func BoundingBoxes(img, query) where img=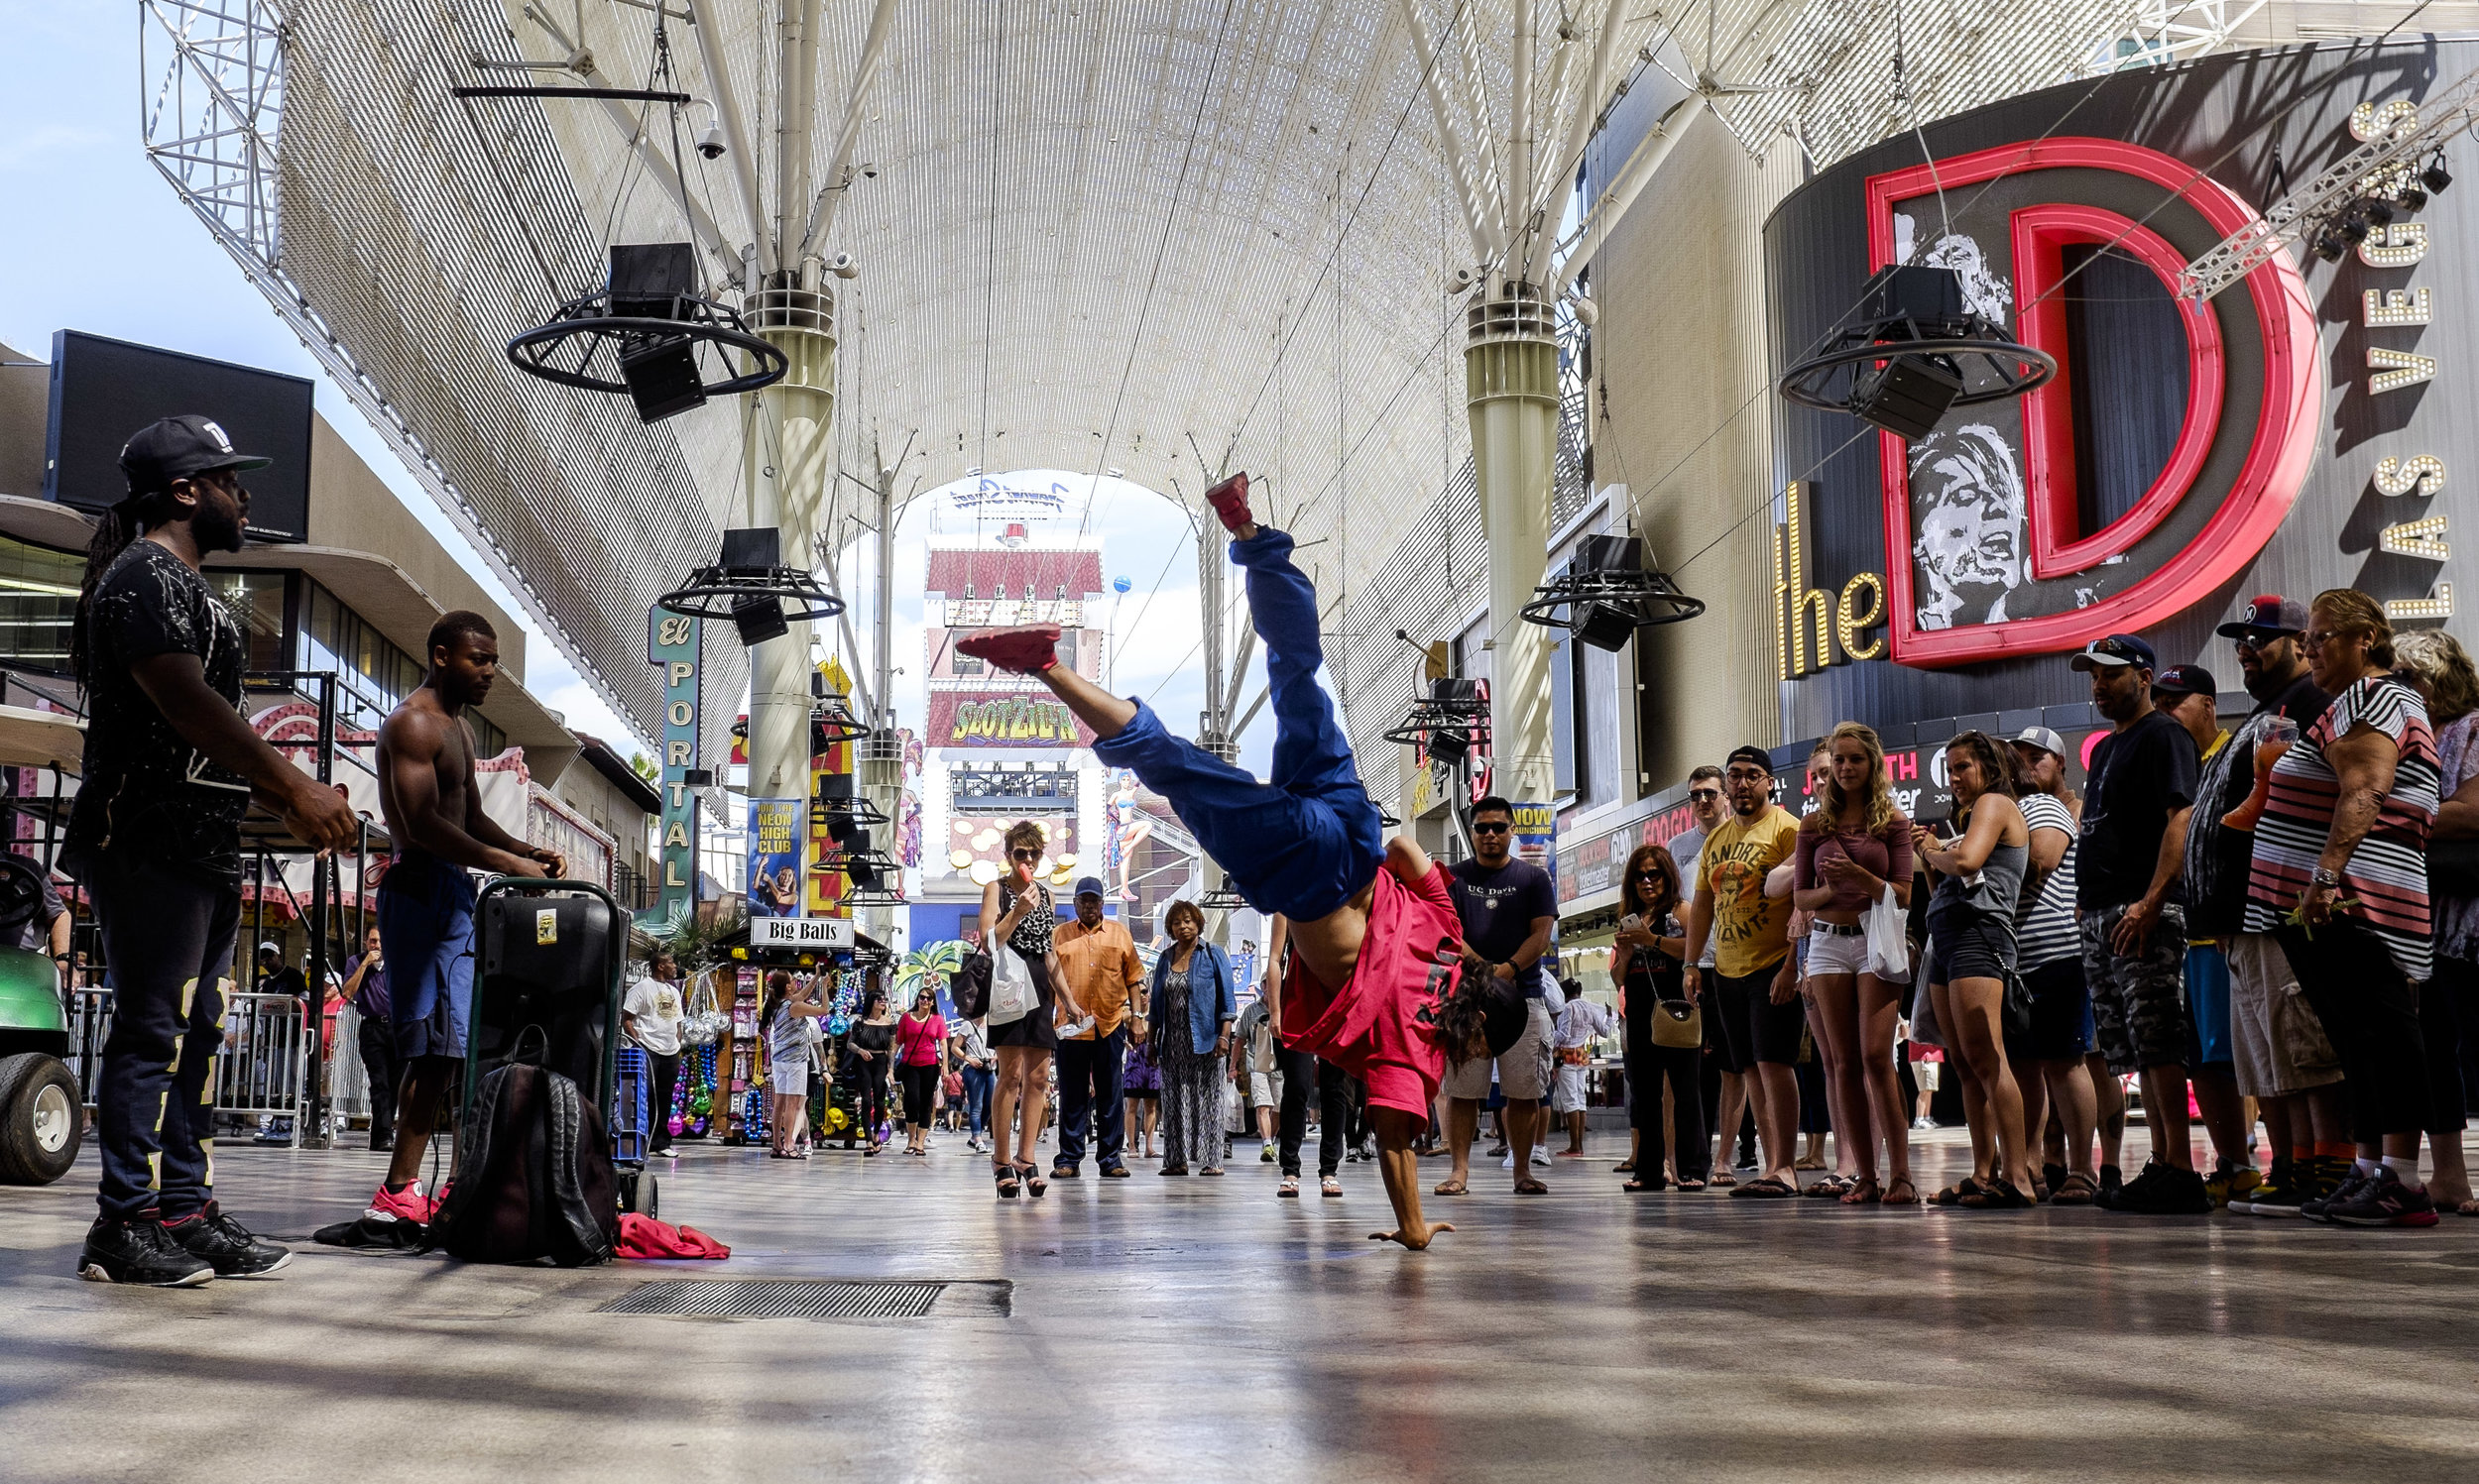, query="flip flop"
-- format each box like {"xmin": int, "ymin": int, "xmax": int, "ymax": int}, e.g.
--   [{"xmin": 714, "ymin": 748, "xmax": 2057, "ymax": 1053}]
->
[
  {"xmin": 1934, "ymin": 1177, "xmax": 1986, "ymax": 1206},
  {"xmin": 1804, "ymin": 1175, "xmax": 1853, "ymax": 1199},
  {"xmin": 1838, "ymin": 1176, "xmax": 1882, "ymax": 1205},
  {"xmin": 1514, "ymin": 1179, "xmax": 1550, "ymax": 1195},
  {"xmin": 1880, "ymin": 1177, "xmax": 1922, "ymax": 1205},
  {"xmin": 1321, "ymin": 1177, "xmax": 1343, "ymax": 1198},
  {"xmin": 1432, "ymin": 1179, "xmax": 1469, "ymax": 1196},
  {"xmin": 1730, "ymin": 1176, "xmax": 1797, "ymax": 1199},
  {"xmin": 1278, "ymin": 1176, "xmax": 1301, "ymax": 1198},
  {"xmin": 1708, "ymin": 1169, "xmax": 1737, "ymax": 1188}
]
